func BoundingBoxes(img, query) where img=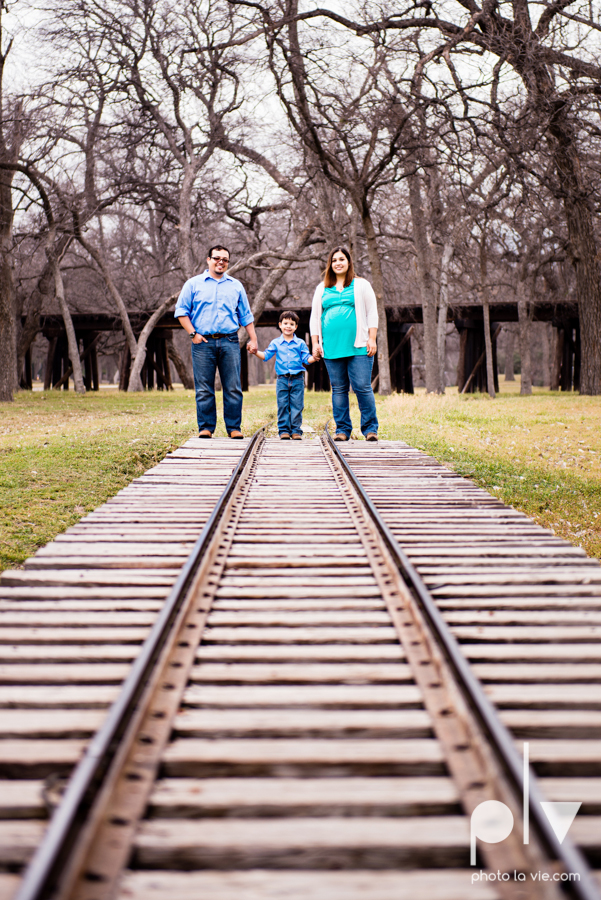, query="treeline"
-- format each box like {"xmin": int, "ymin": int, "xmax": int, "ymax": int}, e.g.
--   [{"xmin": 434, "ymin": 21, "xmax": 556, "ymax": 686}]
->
[{"xmin": 0, "ymin": 0, "xmax": 600, "ymax": 399}]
